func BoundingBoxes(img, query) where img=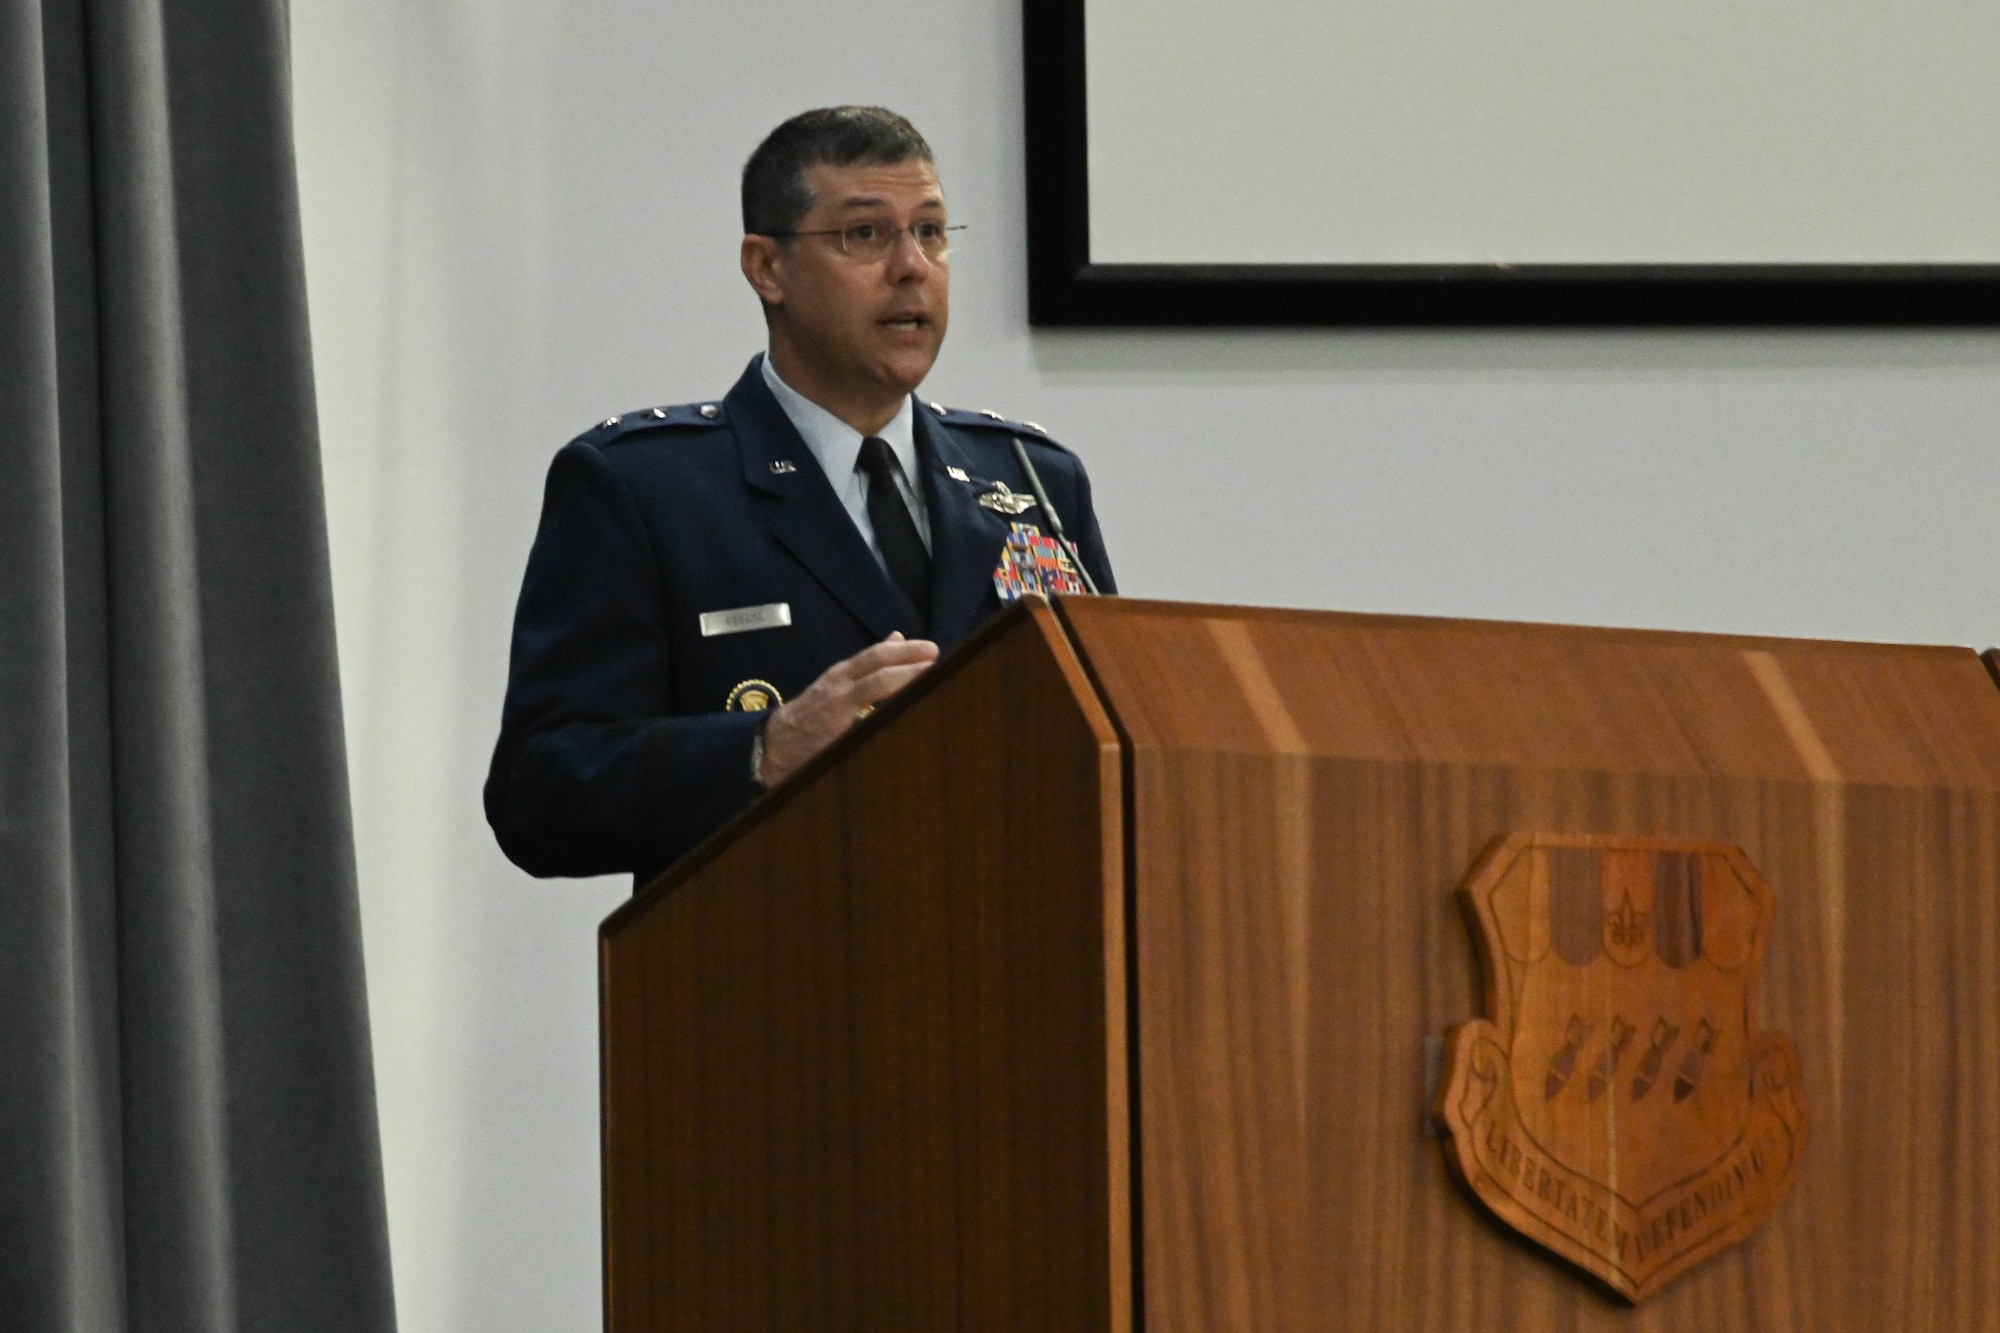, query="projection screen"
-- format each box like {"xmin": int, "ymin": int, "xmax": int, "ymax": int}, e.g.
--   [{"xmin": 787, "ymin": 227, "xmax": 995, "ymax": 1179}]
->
[{"xmin": 1021, "ymin": 0, "xmax": 2000, "ymax": 324}]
